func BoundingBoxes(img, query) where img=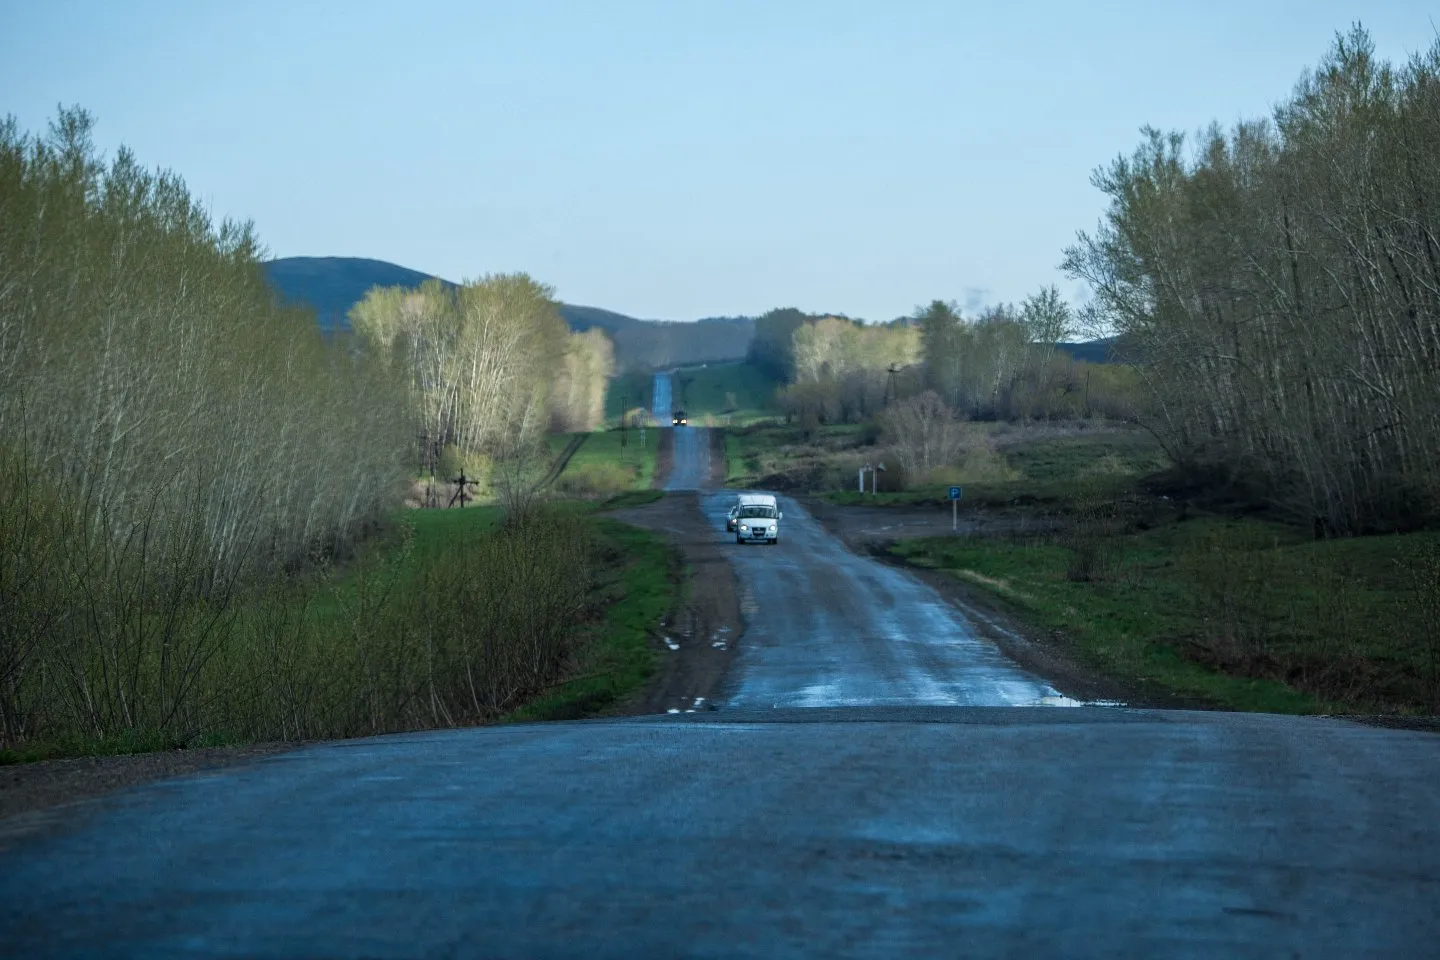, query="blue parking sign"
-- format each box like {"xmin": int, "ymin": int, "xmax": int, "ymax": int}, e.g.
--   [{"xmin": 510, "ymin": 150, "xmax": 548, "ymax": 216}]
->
[{"xmin": 949, "ymin": 486, "xmax": 963, "ymax": 500}]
